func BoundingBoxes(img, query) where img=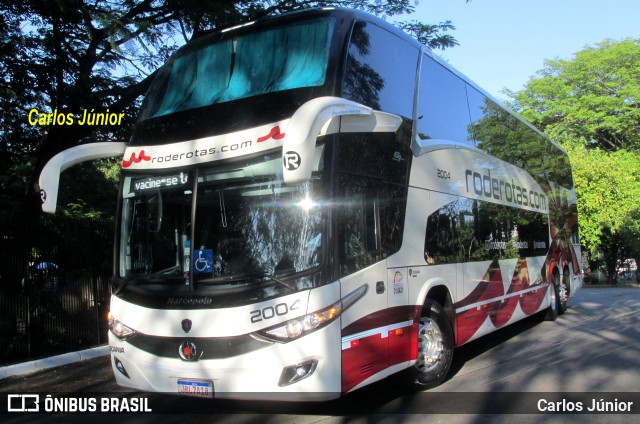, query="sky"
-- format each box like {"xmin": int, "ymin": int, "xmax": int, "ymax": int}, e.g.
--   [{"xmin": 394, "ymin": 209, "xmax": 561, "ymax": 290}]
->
[{"xmin": 408, "ymin": 0, "xmax": 640, "ymax": 101}]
